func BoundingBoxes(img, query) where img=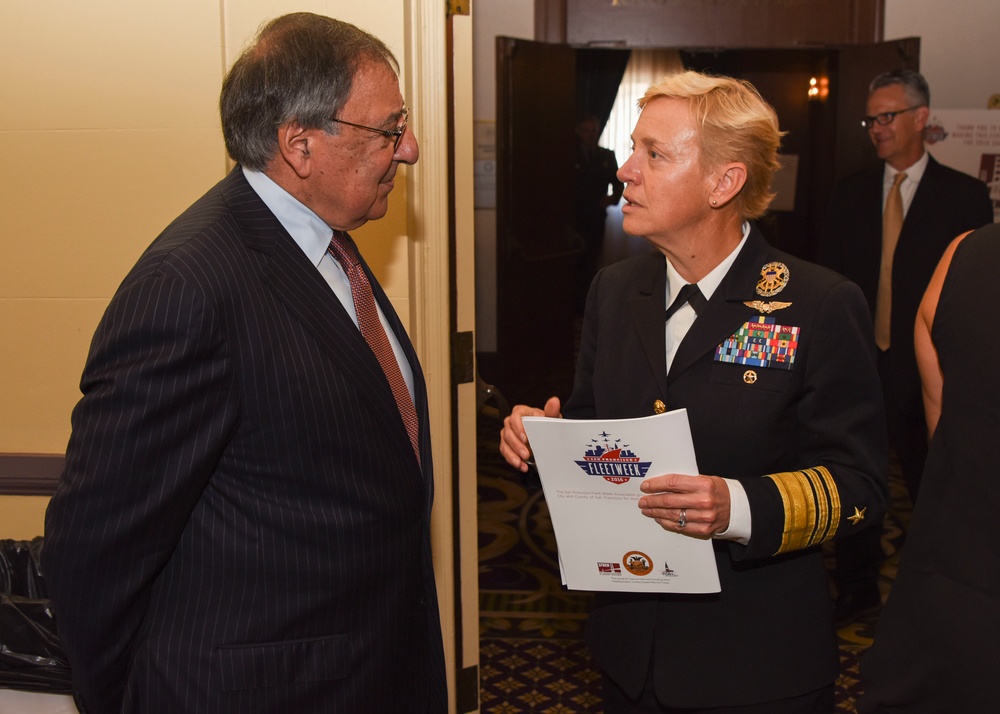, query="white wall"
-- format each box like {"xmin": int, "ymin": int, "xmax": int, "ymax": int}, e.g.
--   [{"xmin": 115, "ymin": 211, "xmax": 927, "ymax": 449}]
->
[{"xmin": 885, "ymin": 0, "xmax": 1000, "ymax": 109}]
